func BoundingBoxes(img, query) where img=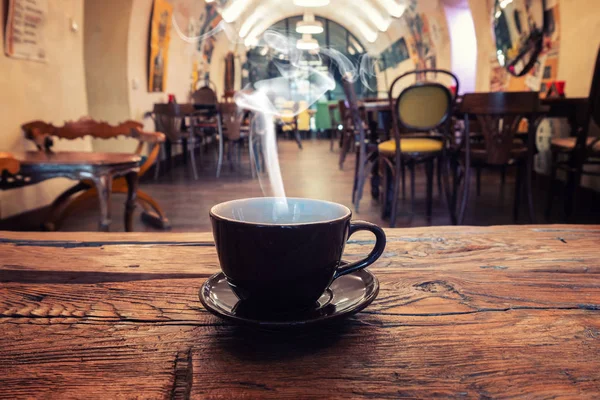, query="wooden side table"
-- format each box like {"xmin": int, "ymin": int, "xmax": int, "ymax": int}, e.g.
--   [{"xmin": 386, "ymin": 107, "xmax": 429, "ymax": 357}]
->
[{"xmin": 0, "ymin": 151, "xmax": 140, "ymax": 232}]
